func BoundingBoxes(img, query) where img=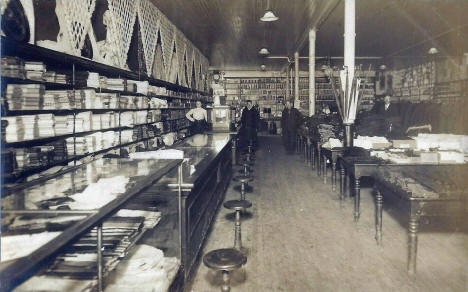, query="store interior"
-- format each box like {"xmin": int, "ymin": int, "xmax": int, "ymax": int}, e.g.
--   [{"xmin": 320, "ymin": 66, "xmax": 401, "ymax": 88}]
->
[{"xmin": 1, "ymin": 0, "xmax": 467, "ymax": 291}]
